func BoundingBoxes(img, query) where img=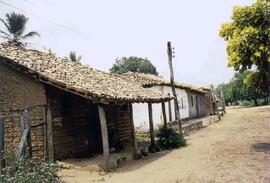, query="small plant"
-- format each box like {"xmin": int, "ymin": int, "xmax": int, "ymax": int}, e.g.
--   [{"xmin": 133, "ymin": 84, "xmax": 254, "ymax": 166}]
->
[
  {"xmin": 0, "ymin": 151, "xmax": 62, "ymax": 183},
  {"xmin": 156, "ymin": 127, "xmax": 186, "ymax": 149}
]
